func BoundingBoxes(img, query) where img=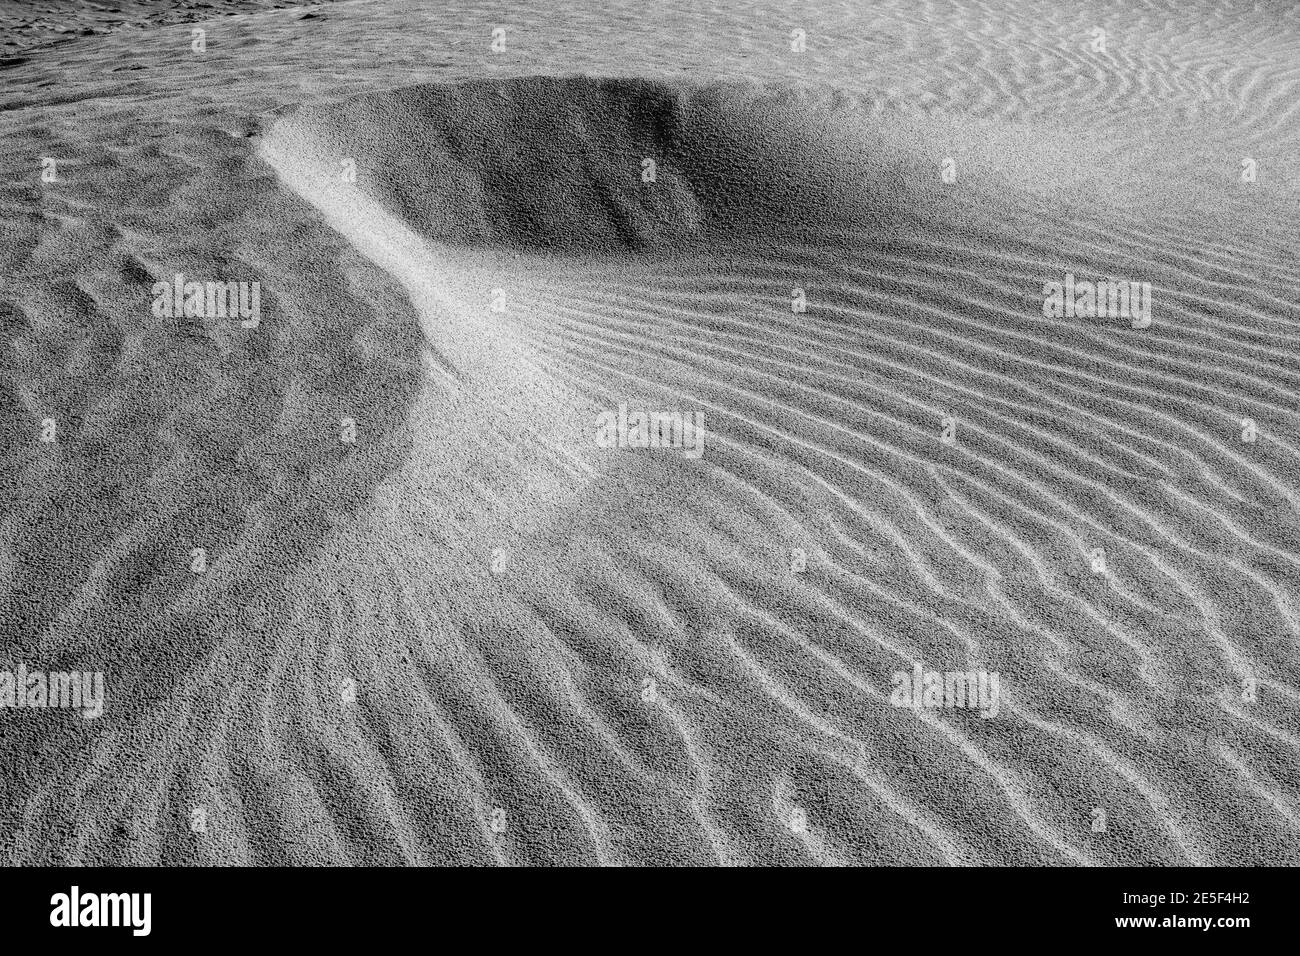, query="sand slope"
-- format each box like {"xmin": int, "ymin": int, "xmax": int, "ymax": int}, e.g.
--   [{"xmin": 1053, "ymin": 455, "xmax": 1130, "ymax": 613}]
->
[{"xmin": 1, "ymin": 0, "xmax": 1298, "ymax": 865}]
